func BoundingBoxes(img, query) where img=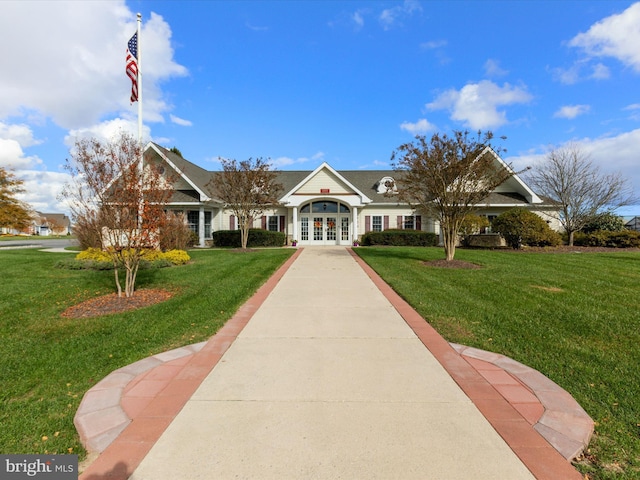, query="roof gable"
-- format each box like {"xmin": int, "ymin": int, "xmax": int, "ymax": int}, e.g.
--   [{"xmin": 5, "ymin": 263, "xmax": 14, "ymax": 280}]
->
[
  {"xmin": 280, "ymin": 162, "xmax": 372, "ymax": 204},
  {"xmin": 146, "ymin": 143, "xmax": 218, "ymax": 202},
  {"xmin": 482, "ymin": 147, "xmax": 542, "ymax": 203}
]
